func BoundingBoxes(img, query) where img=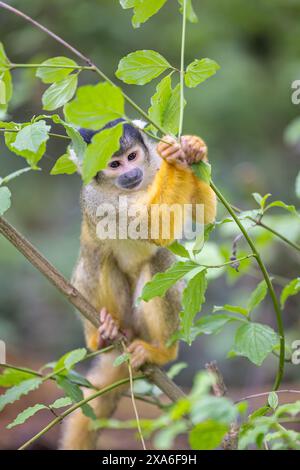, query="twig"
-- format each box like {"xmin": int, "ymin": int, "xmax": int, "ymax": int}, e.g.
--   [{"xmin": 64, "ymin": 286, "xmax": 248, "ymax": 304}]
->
[
  {"xmin": 205, "ymin": 361, "xmax": 239, "ymax": 450},
  {"xmin": 205, "ymin": 361, "xmax": 227, "ymax": 397},
  {"xmin": 0, "ymin": 1, "xmax": 166, "ymax": 136},
  {"xmin": 230, "ymin": 203, "xmax": 300, "ymax": 252},
  {"xmin": 122, "ymin": 341, "xmax": 146, "ymax": 450},
  {"xmin": 178, "ymin": 0, "xmax": 187, "ymax": 138},
  {"xmin": 0, "ymin": 128, "xmax": 70, "ymax": 140},
  {"xmin": 18, "ymin": 375, "xmax": 145, "ymax": 450},
  {"xmin": 10, "ymin": 63, "xmax": 94, "ymax": 71},
  {"xmin": 0, "ymin": 217, "xmax": 185, "ymax": 403},
  {"xmin": 211, "ymin": 182, "xmax": 285, "ymax": 391},
  {"xmin": 235, "ymin": 389, "xmax": 300, "ymax": 404}
]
